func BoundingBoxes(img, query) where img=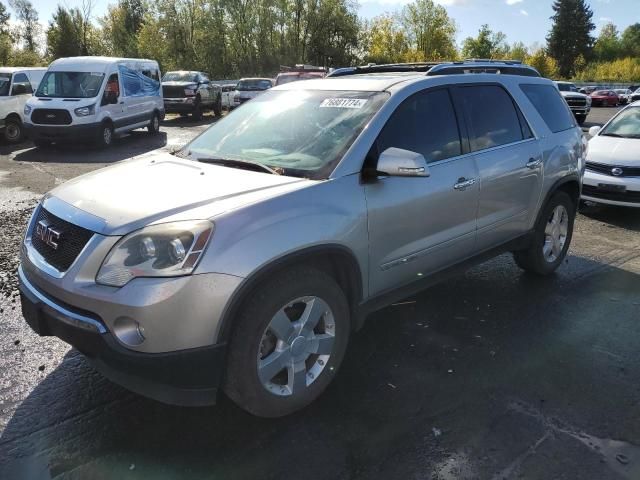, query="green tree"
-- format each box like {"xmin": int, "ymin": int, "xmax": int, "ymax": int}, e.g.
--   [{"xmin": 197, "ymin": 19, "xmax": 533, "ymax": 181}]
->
[
  {"xmin": 528, "ymin": 48, "xmax": 559, "ymax": 79},
  {"xmin": 621, "ymin": 23, "xmax": 640, "ymax": 58},
  {"xmin": 400, "ymin": 0, "xmax": 457, "ymax": 61},
  {"xmin": 508, "ymin": 41, "xmax": 529, "ymax": 62},
  {"xmin": 46, "ymin": 4, "xmax": 102, "ymax": 59},
  {"xmin": 547, "ymin": 0, "xmax": 595, "ymax": 78},
  {"xmin": 0, "ymin": 2, "xmax": 11, "ymax": 64},
  {"xmin": 363, "ymin": 14, "xmax": 409, "ymax": 64},
  {"xmin": 9, "ymin": 0, "xmax": 39, "ymax": 52},
  {"xmin": 594, "ymin": 22, "xmax": 621, "ymax": 62},
  {"xmin": 461, "ymin": 24, "xmax": 509, "ymax": 59}
]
